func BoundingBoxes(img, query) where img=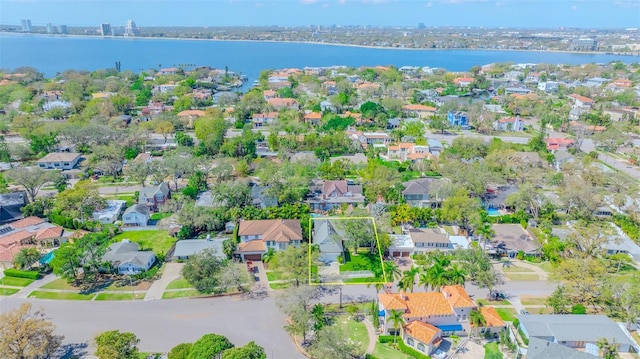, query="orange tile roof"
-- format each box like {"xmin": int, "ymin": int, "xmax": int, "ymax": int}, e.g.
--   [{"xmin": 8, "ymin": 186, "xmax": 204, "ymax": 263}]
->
[
  {"xmin": 569, "ymin": 93, "xmax": 595, "ymax": 103},
  {"xmin": 304, "ymin": 112, "xmax": 322, "ymax": 120},
  {"xmin": 442, "ymin": 285, "xmax": 475, "ymax": 308},
  {"xmin": 479, "ymin": 307, "xmax": 505, "ymax": 328},
  {"xmin": 399, "ymin": 142, "xmax": 414, "ymax": 149},
  {"xmin": 0, "ymin": 244, "xmax": 33, "ymax": 262},
  {"xmin": 177, "ymin": 110, "xmax": 206, "ymax": 117},
  {"xmin": 11, "ymin": 216, "xmax": 46, "ymax": 229},
  {"xmin": 403, "ymin": 321, "xmax": 441, "ymax": 345},
  {"xmin": 238, "ymin": 219, "xmax": 302, "ymax": 243},
  {"xmin": 0, "ymin": 230, "xmax": 33, "ymax": 248},
  {"xmin": 268, "ymin": 98, "xmax": 298, "ymax": 107},
  {"xmin": 403, "ymin": 104, "xmax": 436, "ymax": 112},
  {"xmin": 407, "ymin": 153, "xmax": 426, "ymax": 160},
  {"xmin": 238, "ymin": 240, "xmax": 267, "ymax": 253},
  {"xmin": 378, "ymin": 292, "xmax": 454, "ymax": 317},
  {"xmin": 378, "ymin": 293, "xmax": 408, "ymax": 311},
  {"xmin": 35, "ymin": 226, "xmax": 63, "ymax": 240}
]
